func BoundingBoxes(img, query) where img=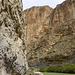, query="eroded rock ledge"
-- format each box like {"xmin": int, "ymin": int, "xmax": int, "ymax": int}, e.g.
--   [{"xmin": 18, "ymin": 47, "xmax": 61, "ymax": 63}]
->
[{"xmin": 0, "ymin": 0, "xmax": 28, "ymax": 74}]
